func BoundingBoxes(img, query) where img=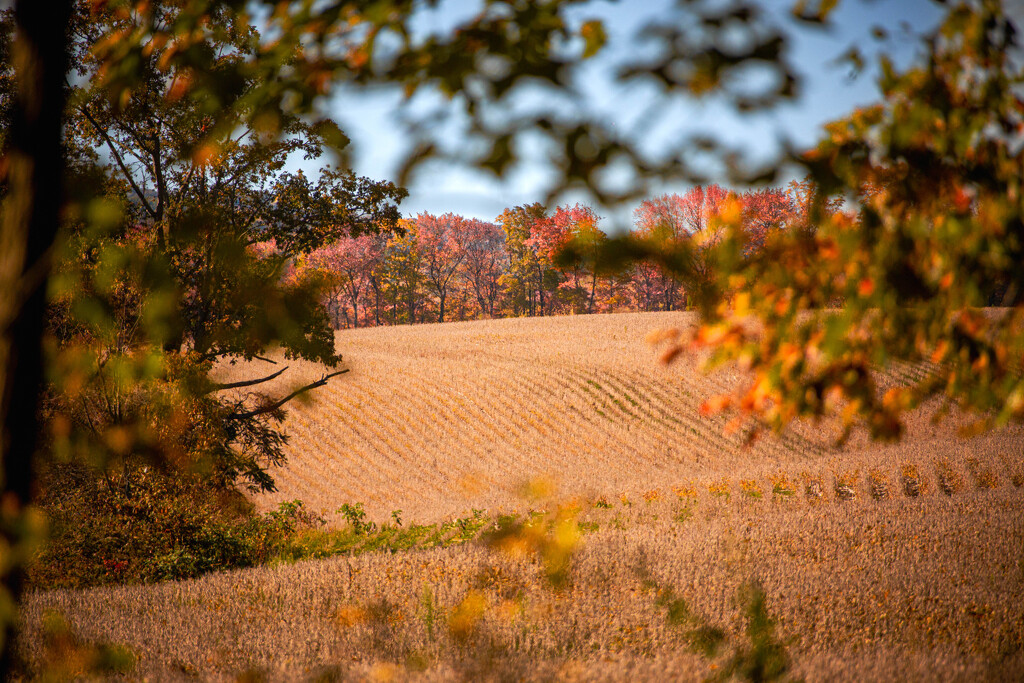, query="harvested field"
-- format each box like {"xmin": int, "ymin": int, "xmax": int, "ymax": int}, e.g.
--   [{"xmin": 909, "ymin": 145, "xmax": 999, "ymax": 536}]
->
[
  {"xmin": 18, "ymin": 312, "xmax": 1024, "ymax": 680},
  {"xmin": 215, "ymin": 312, "xmax": 1021, "ymax": 526}
]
